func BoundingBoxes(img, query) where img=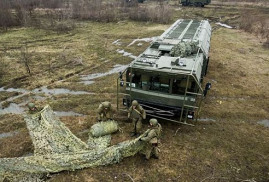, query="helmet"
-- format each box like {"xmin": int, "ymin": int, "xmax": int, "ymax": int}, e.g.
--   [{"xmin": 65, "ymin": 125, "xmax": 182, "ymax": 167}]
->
[
  {"xmin": 102, "ymin": 101, "xmax": 111, "ymax": 109},
  {"xmin": 149, "ymin": 118, "xmax": 158, "ymax": 126},
  {"xmin": 131, "ymin": 100, "xmax": 138, "ymax": 106},
  {"xmin": 28, "ymin": 103, "xmax": 35, "ymax": 109}
]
